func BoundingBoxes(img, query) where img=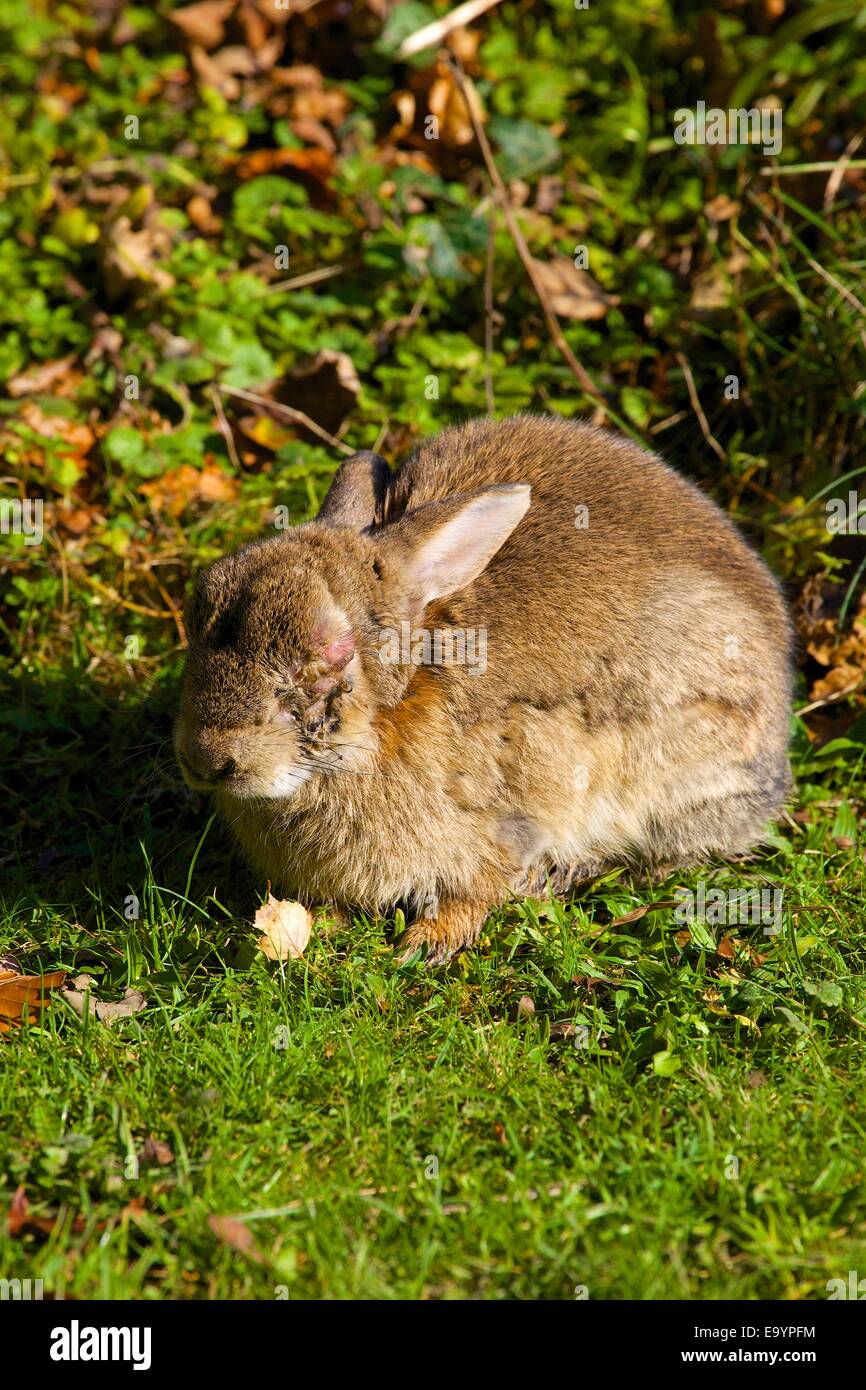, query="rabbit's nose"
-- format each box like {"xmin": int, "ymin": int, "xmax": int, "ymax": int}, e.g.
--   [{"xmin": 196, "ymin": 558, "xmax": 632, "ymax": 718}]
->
[{"xmin": 178, "ymin": 730, "xmax": 239, "ymax": 785}]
